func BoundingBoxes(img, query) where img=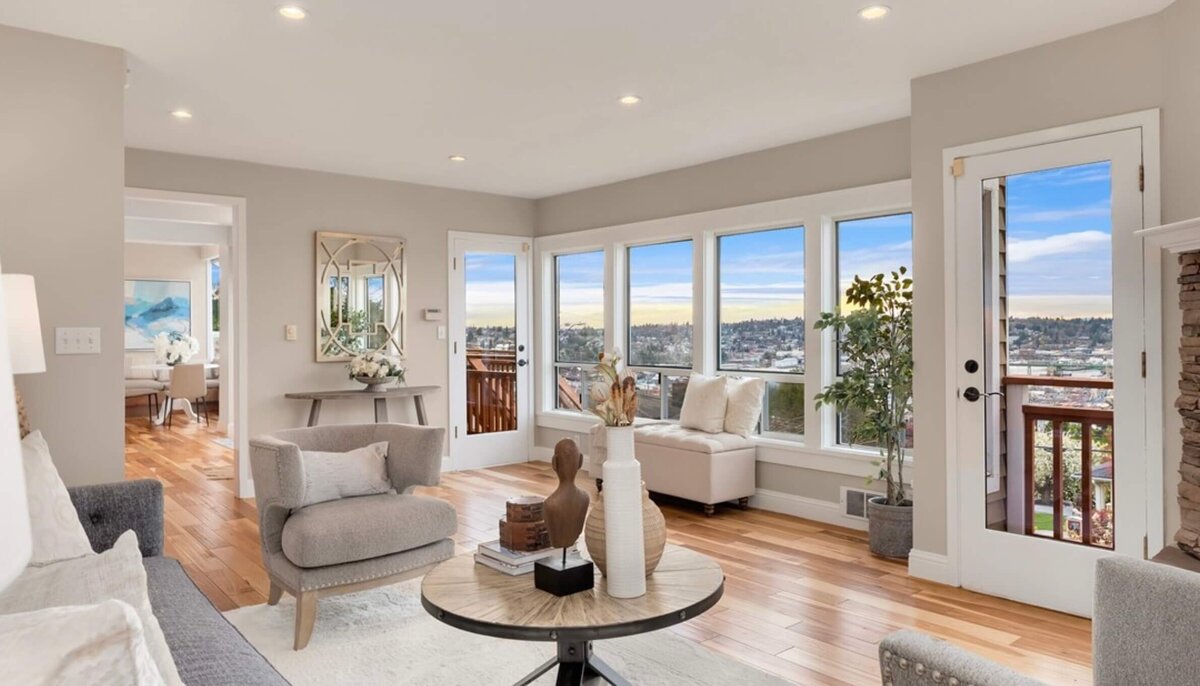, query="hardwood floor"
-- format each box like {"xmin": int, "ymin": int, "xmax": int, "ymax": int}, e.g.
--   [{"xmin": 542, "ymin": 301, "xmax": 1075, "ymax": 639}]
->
[{"xmin": 125, "ymin": 416, "xmax": 1092, "ymax": 685}]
